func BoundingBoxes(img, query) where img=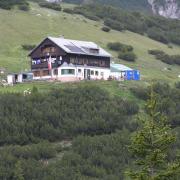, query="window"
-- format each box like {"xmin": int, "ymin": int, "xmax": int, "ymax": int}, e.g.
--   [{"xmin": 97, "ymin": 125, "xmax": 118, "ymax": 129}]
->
[
  {"xmin": 84, "ymin": 59, "xmax": 88, "ymax": 65},
  {"xmin": 89, "ymin": 48, "xmax": 99, "ymax": 54},
  {"xmin": 100, "ymin": 61, "xmax": 106, "ymax": 66},
  {"xmin": 41, "ymin": 45, "xmax": 56, "ymax": 54},
  {"xmin": 61, "ymin": 69, "xmax": 75, "ymax": 75},
  {"xmin": 105, "ymin": 61, "xmax": 110, "ymax": 67},
  {"xmin": 75, "ymin": 58, "xmax": 78, "ymax": 64},
  {"xmin": 33, "ymin": 71, "xmax": 40, "ymax": 77},
  {"xmin": 50, "ymin": 47, "xmax": 55, "ymax": 53},
  {"xmin": 32, "ymin": 60, "xmax": 36, "ymax": 65},
  {"xmin": 95, "ymin": 71, "xmax": 99, "ymax": 76},
  {"xmin": 42, "ymin": 70, "xmax": 50, "ymax": 76},
  {"xmin": 91, "ymin": 70, "xmax": 94, "ymax": 75},
  {"xmin": 78, "ymin": 69, "xmax": 82, "ymax": 73},
  {"xmin": 88, "ymin": 59, "xmax": 99, "ymax": 66},
  {"xmin": 70, "ymin": 58, "xmax": 76, "ymax": 64},
  {"xmin": 101, "ymin": 72, "xmax": 104, "ymax": 76}
]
